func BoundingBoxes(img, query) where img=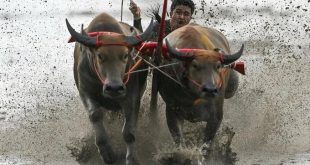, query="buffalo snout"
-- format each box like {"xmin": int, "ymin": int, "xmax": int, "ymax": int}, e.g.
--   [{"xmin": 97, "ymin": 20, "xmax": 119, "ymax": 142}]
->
[
  {"xmin": 103, "ymin": 83, "xmax": 126, "ymax": 98},
  {"xmin": 201, "ymin": 85, "xmax": 219, "ymax": 97}
]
